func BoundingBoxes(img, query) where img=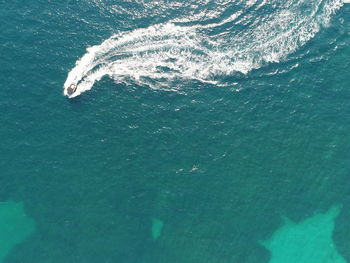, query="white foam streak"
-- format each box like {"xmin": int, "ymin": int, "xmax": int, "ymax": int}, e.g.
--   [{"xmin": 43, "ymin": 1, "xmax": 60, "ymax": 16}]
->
[{"xmin": 64, "ymin": 0, "xmax": 344, "ymax": 97}]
